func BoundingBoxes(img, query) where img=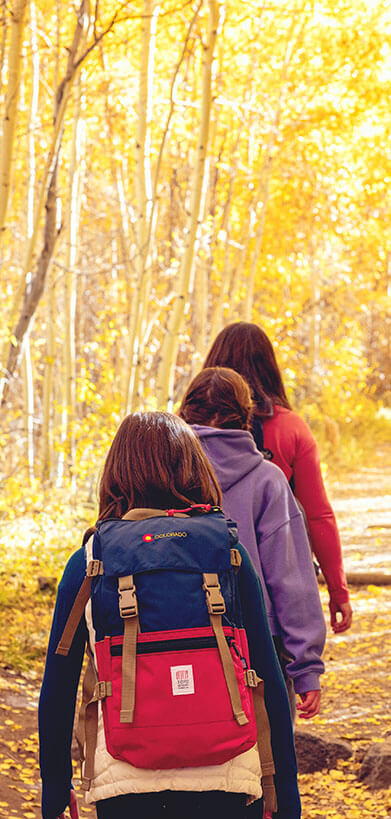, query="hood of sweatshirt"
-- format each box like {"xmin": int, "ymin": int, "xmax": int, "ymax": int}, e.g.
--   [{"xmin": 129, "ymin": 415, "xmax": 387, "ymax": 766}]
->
[{"xmin": 191, "ymin": 424, "xmax": 264, "ymax": 492}]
